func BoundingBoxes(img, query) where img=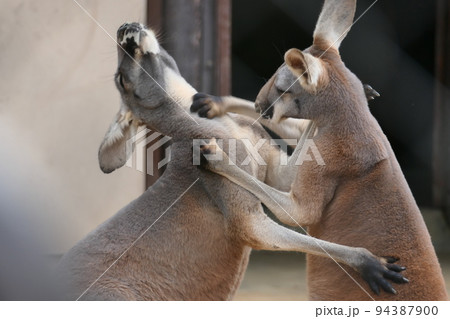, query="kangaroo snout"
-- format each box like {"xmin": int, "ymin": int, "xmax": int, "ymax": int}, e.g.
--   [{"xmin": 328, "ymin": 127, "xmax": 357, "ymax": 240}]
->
[
  {"xmin": 117, "ymin": 22, "xmax": 160, "ymax": 56},
  {"xmin": 118, "ymin": 22, "xmax": 143, "ymax": 51},
  {"xmin": 255, "ymin": 100, "xmax": 273, "ymax": 119}
]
